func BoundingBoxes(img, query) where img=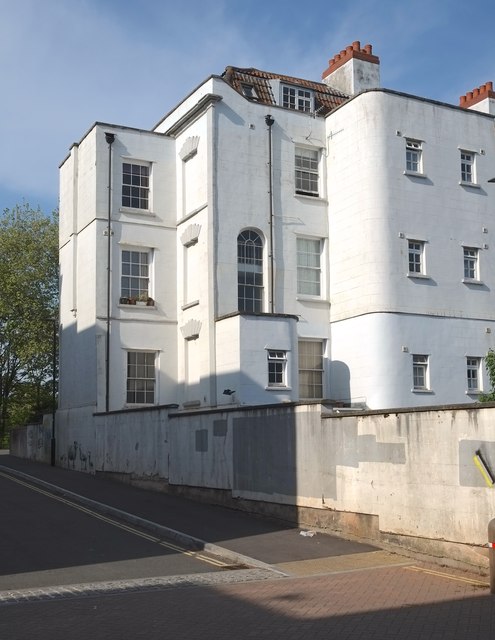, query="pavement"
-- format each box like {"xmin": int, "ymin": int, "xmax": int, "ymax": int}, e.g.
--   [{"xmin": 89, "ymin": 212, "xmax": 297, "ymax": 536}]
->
[{"xmin": 1, "ymin": 452, "xmax": 494, "ymax": 639}]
